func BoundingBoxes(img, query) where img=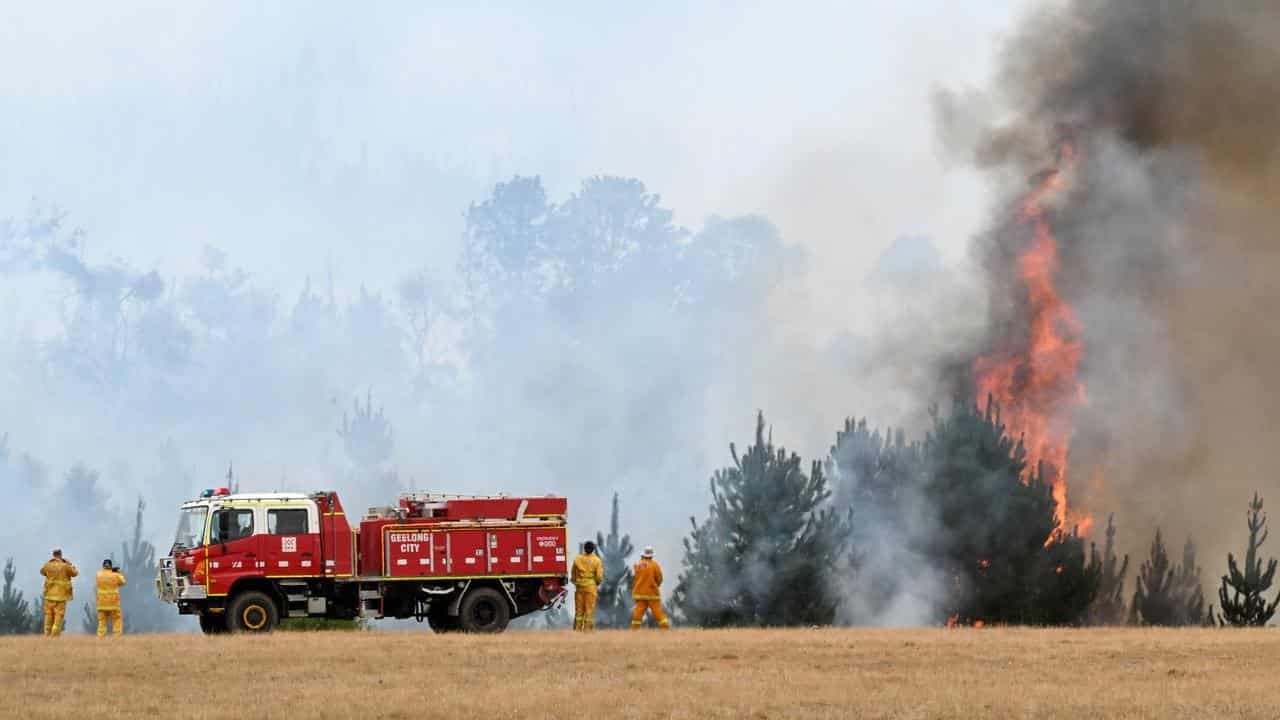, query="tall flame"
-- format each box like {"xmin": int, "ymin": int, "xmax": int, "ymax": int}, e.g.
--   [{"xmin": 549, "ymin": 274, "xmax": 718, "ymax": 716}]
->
[{"xmin": 973, "ymin": 142, "xmax": 1091, "ymax": 535}]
